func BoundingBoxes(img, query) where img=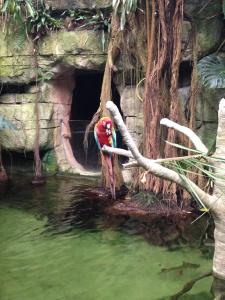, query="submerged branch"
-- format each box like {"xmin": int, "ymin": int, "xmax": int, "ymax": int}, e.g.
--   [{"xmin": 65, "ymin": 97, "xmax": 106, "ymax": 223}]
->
[{"xmin": 170, "ymin": 271, "xmax": 212, "ymax": 300}]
